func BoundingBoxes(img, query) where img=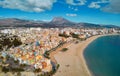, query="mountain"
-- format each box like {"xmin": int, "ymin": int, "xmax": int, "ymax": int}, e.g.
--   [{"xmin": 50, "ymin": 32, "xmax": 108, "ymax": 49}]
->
[
  {"xmin": 0, "ymin": 18, "xmax": 29, "ymax": 25},
  {"xmin": 76, "ymin": 23, "xmax": 101, "ymax": 28},
  {"xmin": 0, "ymin": 18, "xmax": 44, "ymax": 27},
  {"xmin": 102, "ymin": 25, "xmax": 120, "ymax": 28},
  {"xmin": 50, "ymin": 17, "xmax": 75, "ymax": 25},
  {"xmin": 0, "ymin": 17, "xmax": 119, "ymax": 28}
]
